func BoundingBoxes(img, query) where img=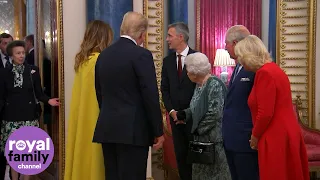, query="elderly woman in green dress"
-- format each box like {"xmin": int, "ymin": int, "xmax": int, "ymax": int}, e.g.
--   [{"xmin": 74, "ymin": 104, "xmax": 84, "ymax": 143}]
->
[{"xmin": 176, "ymin": 52, "xmax": 231, "ymax": 180}]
